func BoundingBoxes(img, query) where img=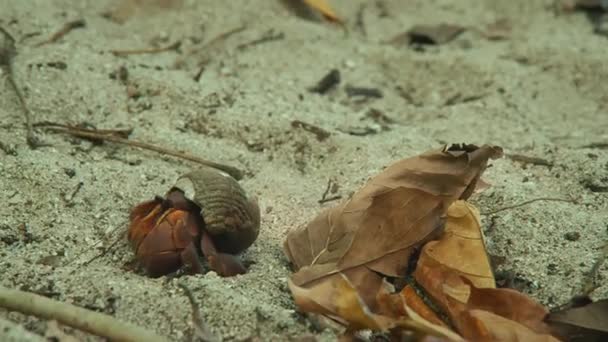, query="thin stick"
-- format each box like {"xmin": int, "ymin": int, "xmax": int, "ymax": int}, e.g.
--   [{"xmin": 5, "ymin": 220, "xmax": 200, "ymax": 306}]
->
[
  {"xmin": 34, "ymin": 121, "xmax": 132, "ymax": 138},
  {"xmin": 36, "ymin": 19, "xmax": 86, "ymax": 46},
  {"xmin": 178, "ymin": 284, "xmax": 218, "ymax": 342},
  {"xmin": 80, "ymin": 227, "xmax": 126, "ymax": 267},
  {"xmin": 481, "ymin": 197, "xmax": 577, "ymax": 215},
  {"xmin": 236, "ymin": 30, "xmax": 284, "ymax": 51},
  {"xmin": 1, "ymin": 27, "xmax": 44, "ymax": 148},
  {"xmin": 581, "ymin": 242, "xmax": 608, "ymax": 296},
  {"xmin": 191, "ymin": 25, "xmax": 247, "ymax": 81},
  {"xmin": 37, "ymin": 123, "xmax": 243, "ymax": 180},
  {"xmin": 110, "ymin": 41, "xmax": 181, "ymax": 57},
  {"xmin": 0, "ymin": 285, "xmax": 169, "ymax": 342}
]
